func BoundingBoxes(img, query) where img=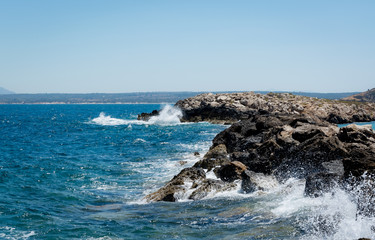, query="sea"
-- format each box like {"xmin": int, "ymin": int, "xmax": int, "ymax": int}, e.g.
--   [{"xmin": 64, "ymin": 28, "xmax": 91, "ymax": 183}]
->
[{"xmin": 0, "ymin": 104, "xmax": 375, "ymax": 240}]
